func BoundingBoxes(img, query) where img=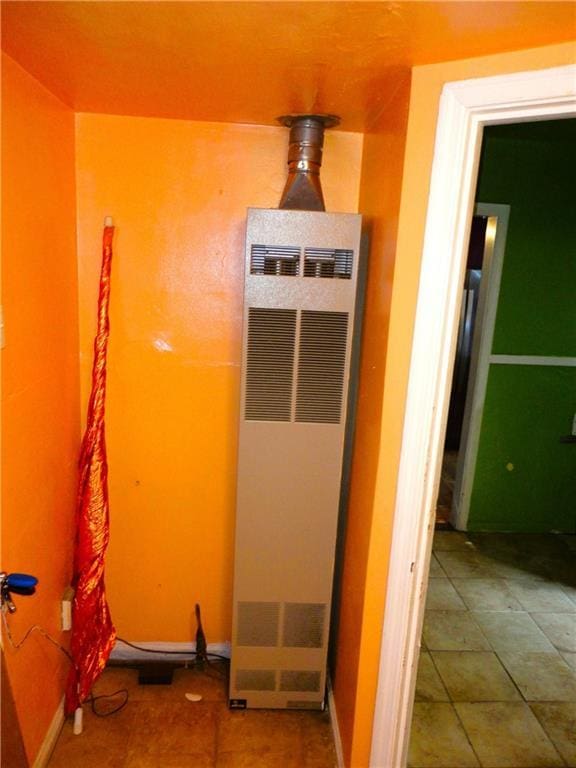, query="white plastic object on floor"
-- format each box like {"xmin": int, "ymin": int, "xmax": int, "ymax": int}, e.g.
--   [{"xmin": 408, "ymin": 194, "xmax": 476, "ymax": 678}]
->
[
  {"xmin": 185, "ymin": 693, "xmax": 202, "ymax": 702},
  {"xmin": 73, "ymin": 706, "xmax": 83, "ymax": 735}
]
